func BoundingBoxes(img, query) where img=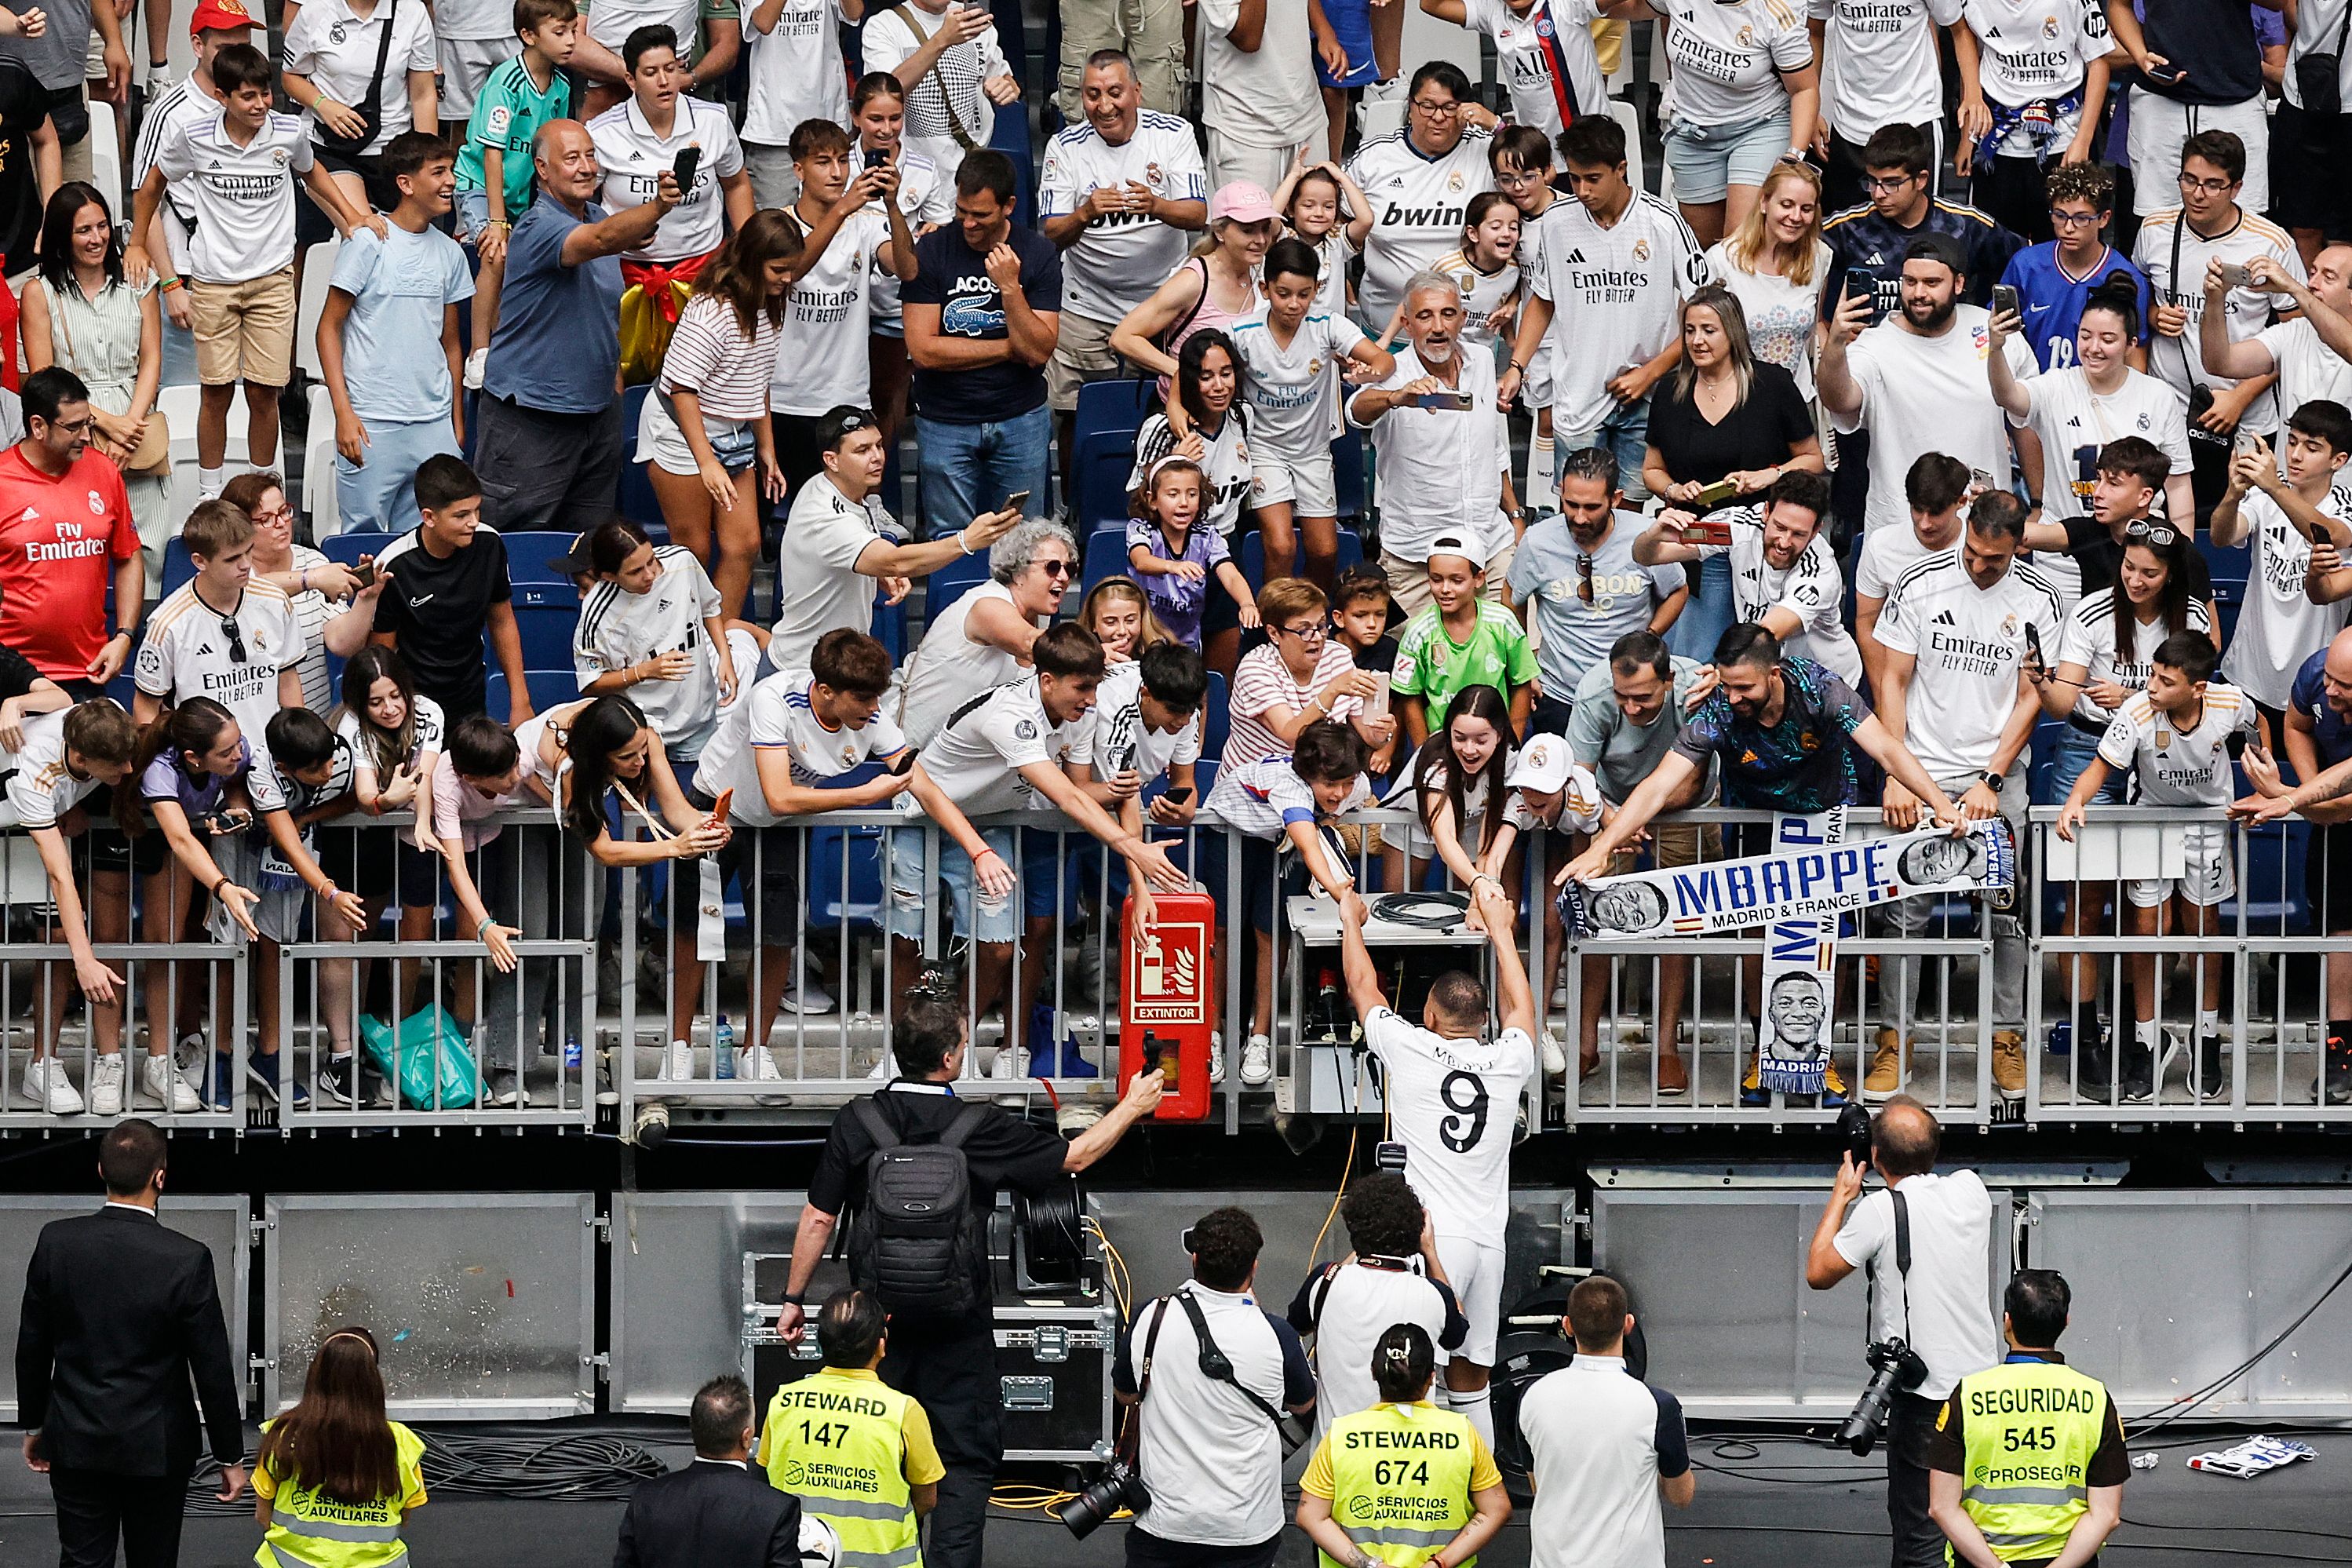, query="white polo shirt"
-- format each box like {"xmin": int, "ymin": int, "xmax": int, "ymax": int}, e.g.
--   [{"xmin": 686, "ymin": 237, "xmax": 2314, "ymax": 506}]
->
[
  {"xmin": 1037, "ymin": 112, "xmax": 1206, "ymax": 323},
  {"xmin": 692, "ymin": 666, "xmax": 909, "ymax": 826},
  {"xmin": 913, "ymin": 673, "xmax": 1095, "ymax": 815},
  {"xmin": 1348, "ymin": 342, "xmax": 1511, "ymax": 565},
  {"xmin": 1527, "ymin": 191, "xmax": 1705, "ymax": 435},
  {"xmin": 742, "ymin": 0, "xmax": 854, "ymax": 146},
  {"xmin": 1521, "ymin": 1355, "xmax": 1690, "ymax": 1568},
  {"xmin": 281, "ymin": 0, "xmax": 439, "ymax": 157},
  {"xmin": 589, "ymin": 95, "xmax": 746, "ymax": 263},
  {"xmin": 1230, "ymin": 308, "xmax": 1367, "ymax": 468},
  {"xmin": 1092, "ymin": 660, "xmax": 1203, "ymax": 786},
  {"xmin": 1654, "ymin": 0, "xmax": 1813, "ymax": 126},
  {"xmin": 152, "ymin": 108, "xmax": 316, "ymax": 283},
  {"xmin": 1346, "ymin": 126, "xmax": 1497, "ymax": 325},
  {"xmin": 1873, "ymin": 549, "xmax": 2062, "ymax": 779},
  {"xmin": 1830, "ymin": 1169, "xmax": 2000, "ymax": 1398},
  {"xmin": 133, "ymin": 579, "xmax": 305, "ymax": 748},
  {"xmin": 0, "ymin": 709, "xmax": 100, "ymax": 831},
  {"xmin": 1811, "ymin": 0, "xmax": 1961, "ymax": 133}
]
